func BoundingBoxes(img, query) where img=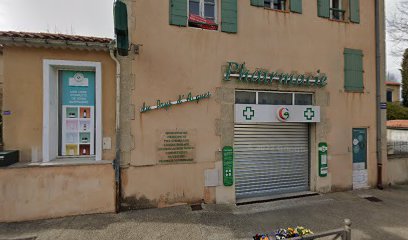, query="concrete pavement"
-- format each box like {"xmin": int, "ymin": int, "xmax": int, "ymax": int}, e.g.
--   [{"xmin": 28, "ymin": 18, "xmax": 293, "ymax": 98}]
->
[{"xmin": 1, "ymin": 185, "xmax": 408, "ymax": 240}]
